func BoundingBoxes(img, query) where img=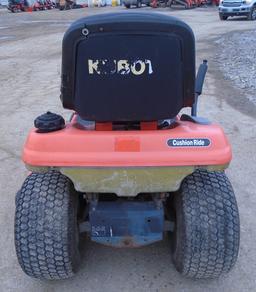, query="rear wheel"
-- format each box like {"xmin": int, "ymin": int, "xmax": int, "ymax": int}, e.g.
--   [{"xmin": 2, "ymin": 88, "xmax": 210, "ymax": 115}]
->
[
  {"xmin": 219, "ymin": 13, "xmax": 228, "ymax": 20},
  {"xmin": 247, "ymin": 5, "xmax": 256, "ymax": 20},
  {"xmin": 172, "ymin": 170, "xmax": 240, "ymax": 279},
  {"xmin": 125, "ymin": 3, "xmax": 131, "ymax": 7},
  {"xmin": 15, "ymin": 171, "xmax": 80, "ymax": 280}
]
